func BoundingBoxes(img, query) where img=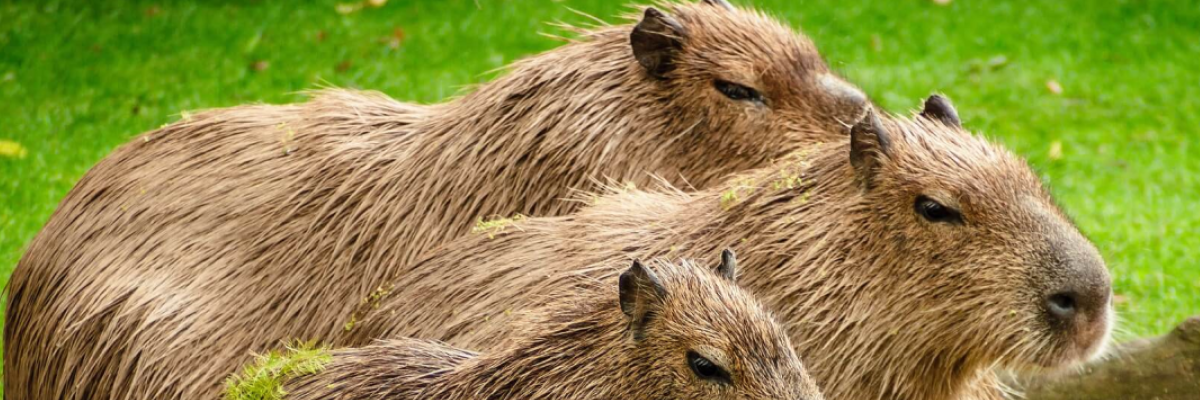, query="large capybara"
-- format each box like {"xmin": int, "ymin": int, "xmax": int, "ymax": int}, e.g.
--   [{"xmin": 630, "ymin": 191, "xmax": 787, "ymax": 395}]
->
[
  {"xmin": 4, "ymin": 1, "xmax": 869, "ymax": 399},
  {"xmin": 232, "ymin": 254, "xmax": 825, "ymax": 400},
  {"xmin": 340, "ymin": 101, "xmax": 1114, "ymax": 400}
]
